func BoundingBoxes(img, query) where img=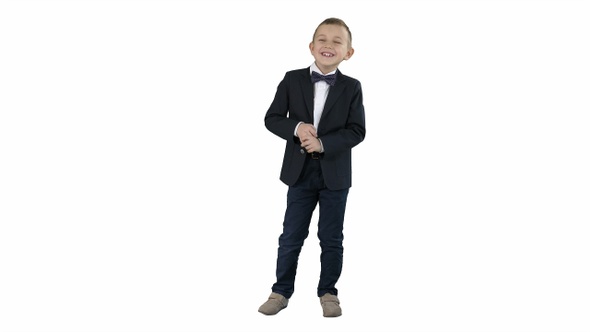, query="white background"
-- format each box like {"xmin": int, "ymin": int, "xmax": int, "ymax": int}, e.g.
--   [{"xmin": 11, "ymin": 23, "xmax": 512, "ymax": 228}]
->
[{"xmin": 1, "ymin": 0, "xmax": 589, "ymax": 331}]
